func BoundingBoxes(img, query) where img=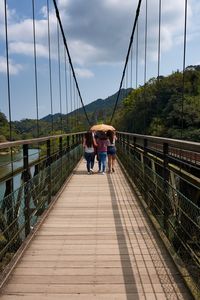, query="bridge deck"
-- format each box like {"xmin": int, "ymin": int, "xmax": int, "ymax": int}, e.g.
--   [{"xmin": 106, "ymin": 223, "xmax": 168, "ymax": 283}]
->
[{"xmin": 0, "ymin": 160, "xmax": 191, "ymax": 299}]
